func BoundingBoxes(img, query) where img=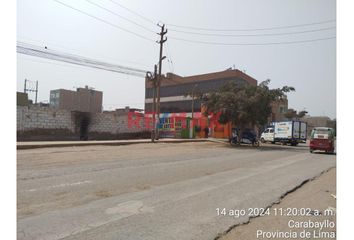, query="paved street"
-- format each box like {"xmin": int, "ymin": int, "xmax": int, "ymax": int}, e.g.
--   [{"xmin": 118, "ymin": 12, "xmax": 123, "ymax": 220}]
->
[
  {"xmin": 17, "ymin": 142, "xmax": 335, "ymax": 240},
  {"xmin": 220, "ymin": 167, "xmax": 336, "ymax": 240}
]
